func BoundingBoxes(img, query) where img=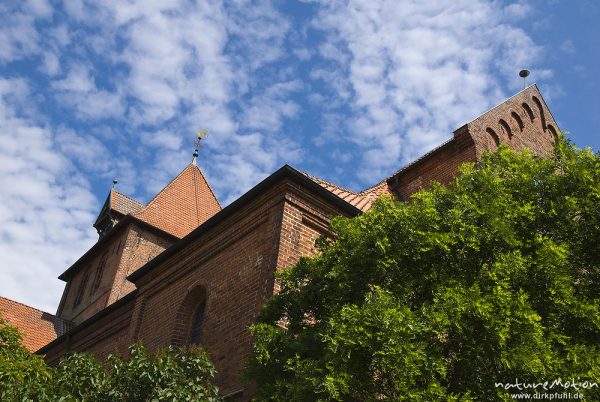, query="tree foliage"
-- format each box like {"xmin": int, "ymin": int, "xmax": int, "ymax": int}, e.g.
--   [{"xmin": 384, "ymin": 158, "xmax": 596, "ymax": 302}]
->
[
  {"xmin": 0, "ymin": 319, "xmax": 220, "ymax": 401},
  {"xmin": 247, "ymin": 138, "xmax": 600, "ymax": 401},
  {"xmin": 0, "ymin": 319, "xmax": 55, "ymax": 400}
]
